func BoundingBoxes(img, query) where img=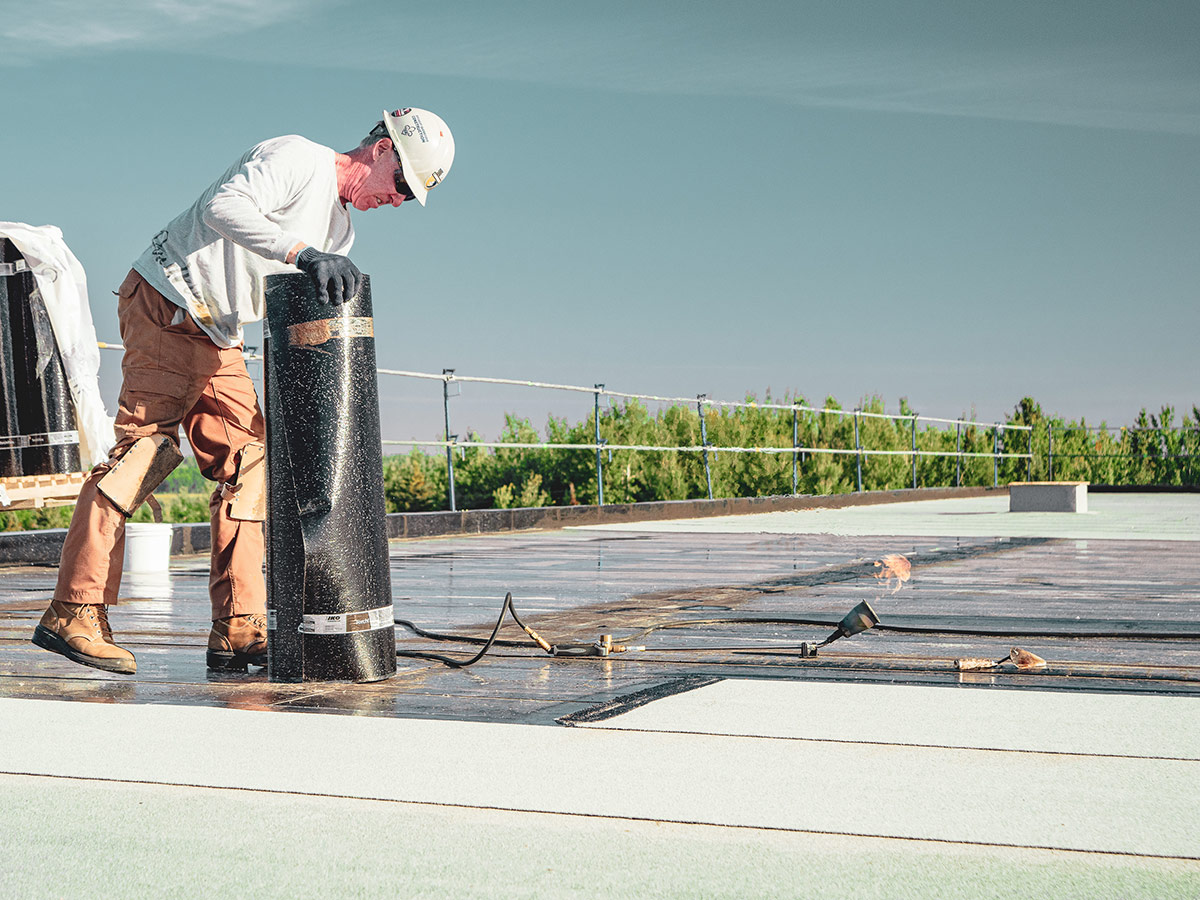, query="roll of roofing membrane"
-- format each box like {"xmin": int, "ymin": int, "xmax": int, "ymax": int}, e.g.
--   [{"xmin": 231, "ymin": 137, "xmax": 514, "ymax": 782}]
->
[
  {"xmin": 4, "ymin": 261, "xmax": 80, "ymax": 475},
  {"xmin": 264, "ymin": 273, "xmax": 396, "ymax": 683}
]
